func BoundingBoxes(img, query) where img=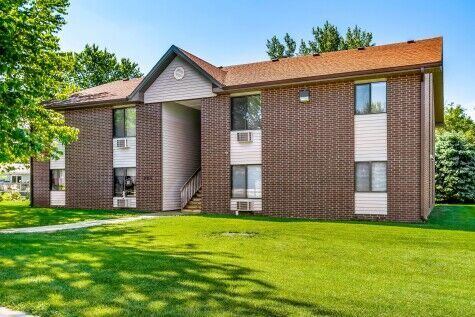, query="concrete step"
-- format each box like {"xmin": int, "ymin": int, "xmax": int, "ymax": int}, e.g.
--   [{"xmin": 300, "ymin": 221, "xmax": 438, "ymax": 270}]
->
[{"xmin": 182, "ymin": 209, "xmax": 202, "ymax": 214}]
